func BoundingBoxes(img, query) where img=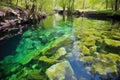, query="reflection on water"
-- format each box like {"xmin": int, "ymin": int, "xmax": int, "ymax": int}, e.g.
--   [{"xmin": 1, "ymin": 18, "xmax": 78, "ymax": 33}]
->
[{"xmin": 0, "ymin": 14, "xmax": 120, "ymax": 80}]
